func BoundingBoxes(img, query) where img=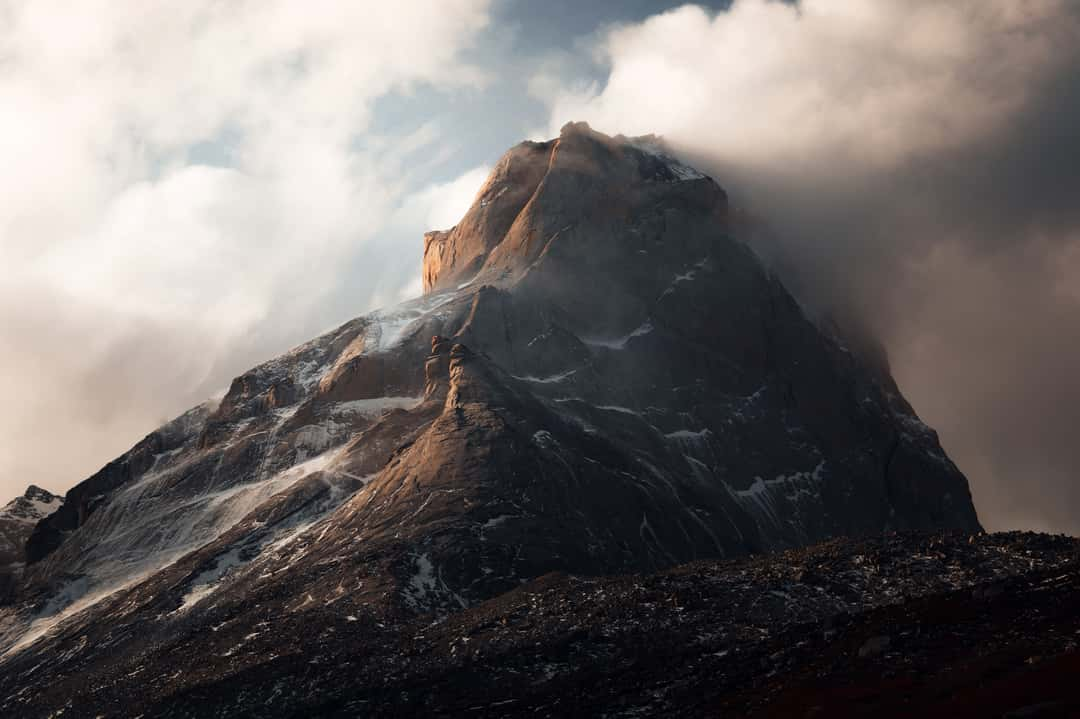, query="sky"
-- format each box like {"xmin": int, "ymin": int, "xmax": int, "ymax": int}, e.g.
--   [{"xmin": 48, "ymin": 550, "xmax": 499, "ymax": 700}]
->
[{"xmin": 2, "ymin": 0, "xmax": 1079, "ymax": 534}]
